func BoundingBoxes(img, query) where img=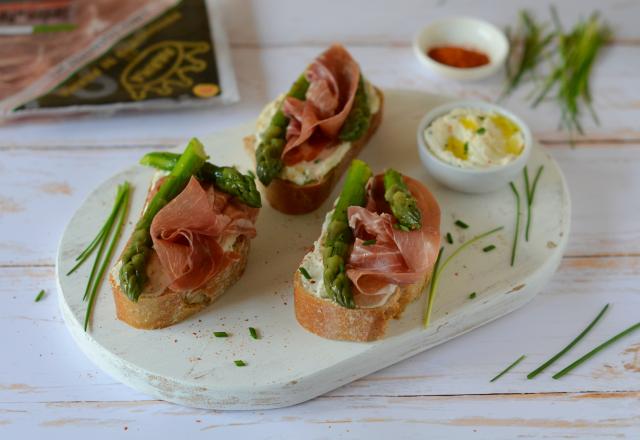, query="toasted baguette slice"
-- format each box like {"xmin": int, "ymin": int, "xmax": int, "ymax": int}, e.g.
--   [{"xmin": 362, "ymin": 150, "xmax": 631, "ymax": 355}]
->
[
  {"xmin": 244, "ymin": 87, "xmax": 384, "ymax": 215},
  {"xmin": 110, "ymin": 236, "xmax": 250, "ymax": 329},
  {"xmin": 293, "ymin": 267, "xmax": 431, "ymax": 342}
]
